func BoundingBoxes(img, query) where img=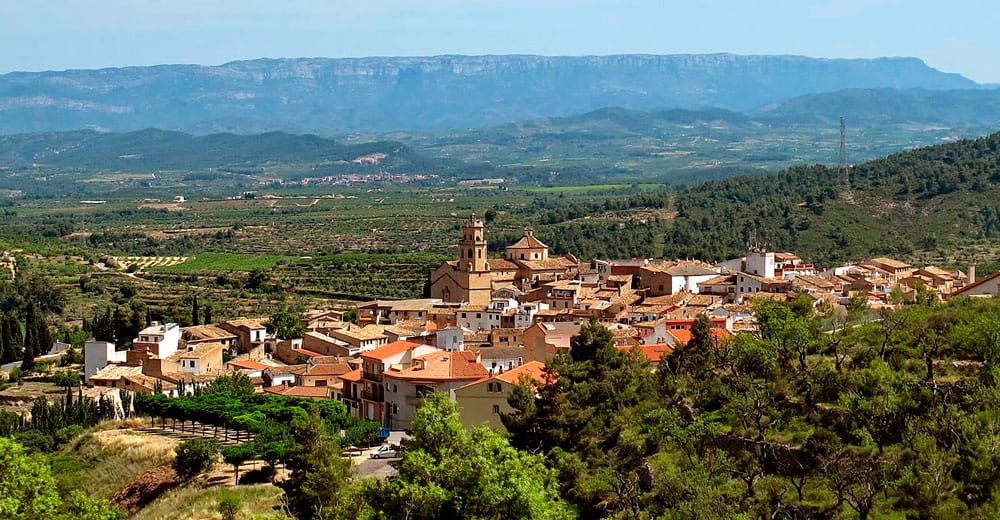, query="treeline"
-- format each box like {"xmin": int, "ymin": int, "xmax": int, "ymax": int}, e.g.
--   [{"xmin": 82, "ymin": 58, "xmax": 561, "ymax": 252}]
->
[
  {"xmin": 0, "ymin": 388, "xmax": 118, "ymax": 453},
  {"xmin": 493, "ymin": 296, "xmax": 1000, "ymax": 519},
  {"xmin": 0, "ymin": 276, "xmax": 63, "ymax": 368}
]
